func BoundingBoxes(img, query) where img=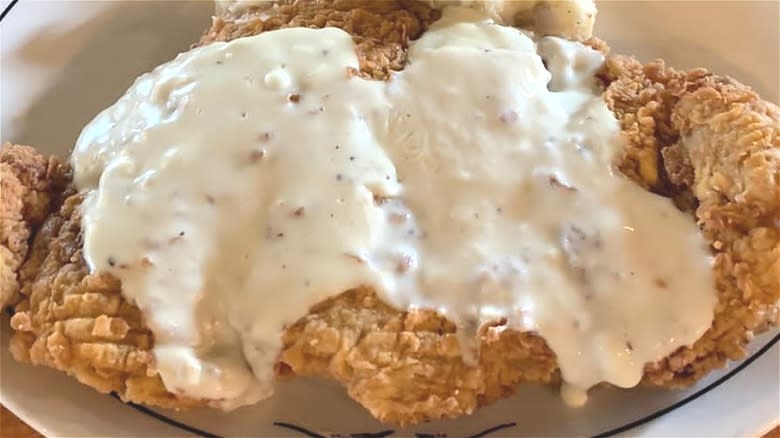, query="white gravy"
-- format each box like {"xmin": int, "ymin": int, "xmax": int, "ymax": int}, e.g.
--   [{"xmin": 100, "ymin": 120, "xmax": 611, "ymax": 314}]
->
[{"xmin": 72, "ymin": 7, "xmax": 716, "ymax": 409}]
